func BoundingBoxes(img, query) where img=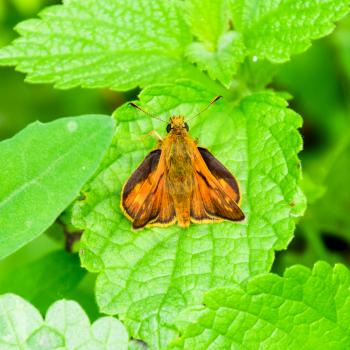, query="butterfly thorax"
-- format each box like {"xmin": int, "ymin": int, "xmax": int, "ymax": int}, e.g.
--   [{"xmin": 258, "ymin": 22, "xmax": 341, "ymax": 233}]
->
[
  {"xmin": 164, "ymin": 115, "xmax": 194, "ymax": 180},
  {"xmin": 164, "ymin": 134, "xmax": 194, "ymax": 177}
]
